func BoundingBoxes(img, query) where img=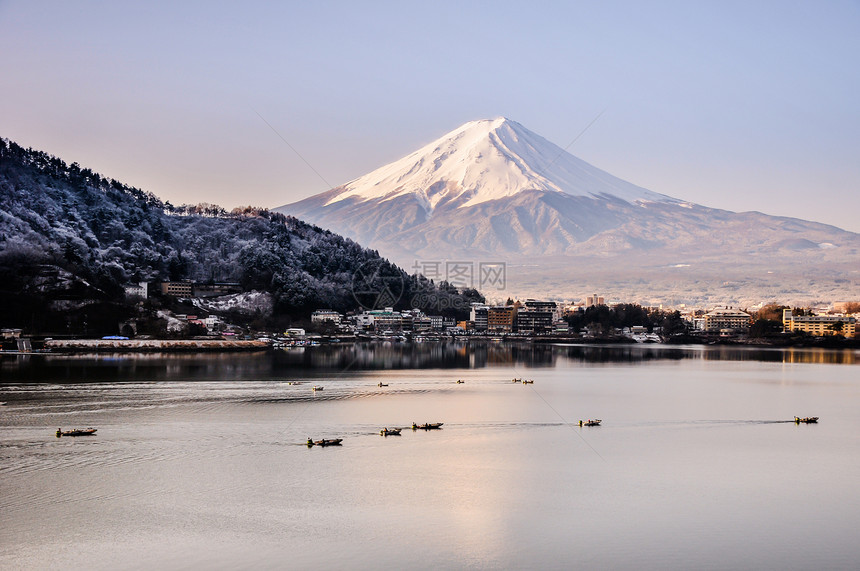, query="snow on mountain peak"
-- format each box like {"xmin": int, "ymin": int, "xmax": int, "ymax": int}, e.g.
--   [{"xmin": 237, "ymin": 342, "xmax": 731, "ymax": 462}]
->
[{"xmin": 324, "ymin": 117, "xmax": 676, "ymax": 212}]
